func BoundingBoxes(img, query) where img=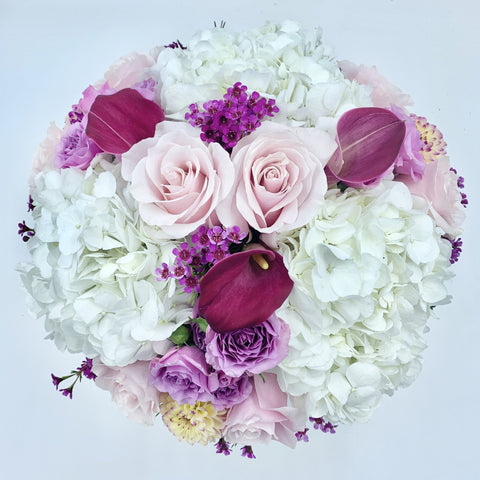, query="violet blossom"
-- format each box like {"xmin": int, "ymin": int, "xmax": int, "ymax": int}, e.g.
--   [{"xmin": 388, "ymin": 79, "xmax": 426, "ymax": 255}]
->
[{"xmin": 205, "ymin": 314, "xmax": 290, "ymax": 377}]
